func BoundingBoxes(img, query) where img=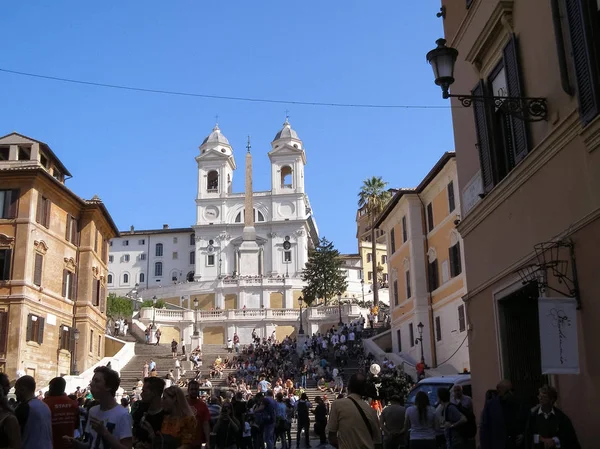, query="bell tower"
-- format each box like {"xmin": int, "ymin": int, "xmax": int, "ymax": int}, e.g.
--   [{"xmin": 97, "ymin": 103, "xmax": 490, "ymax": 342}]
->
[
  {"xmin": 269, "ymin": 118, "xmax": 306, "ymax": 195},
  {"xmin": 196, "ymin": 124, "xmax": 236, "ymax": 201}
]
